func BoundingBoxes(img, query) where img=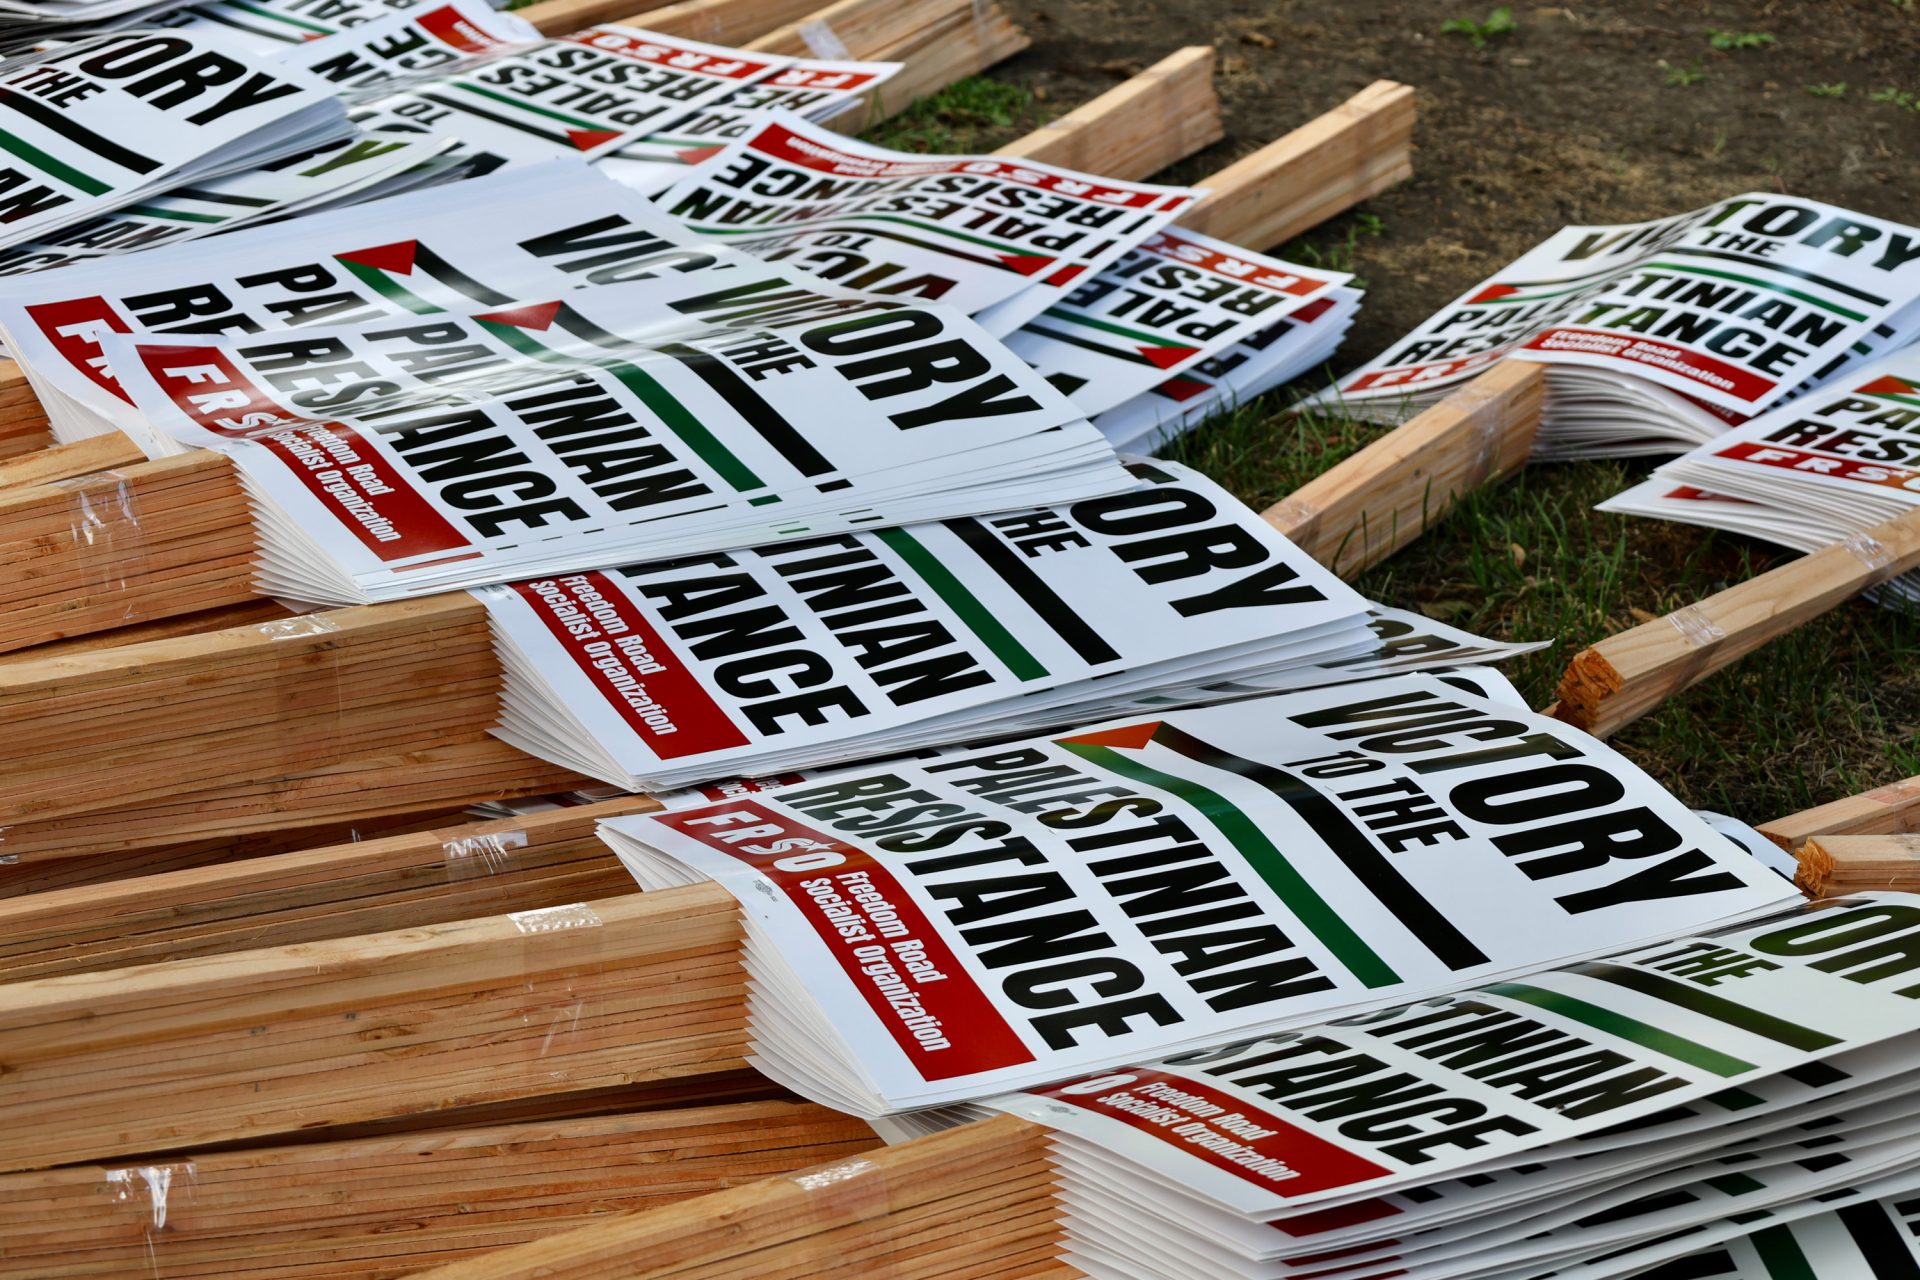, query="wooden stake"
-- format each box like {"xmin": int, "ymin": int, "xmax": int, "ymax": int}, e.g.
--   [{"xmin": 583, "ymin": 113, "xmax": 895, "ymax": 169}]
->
[
  {"xmin": 1758, "ymin": 775, "xmax": 1920, "ymax": 854},
  {"xmin": 0, "ymin": 1099, "xmax": 879, "ymax": 1279},
  {"xmin": 407, "ymin": 1113, "xmax": 1057, "ymax": 1280},
  {"xmin": 1553, "ymin": 506, "xmax": 1920, "ymax": 738},
  {"xmin": 1794, "ymin": 834, "xmax": 1920, "ymax": 898},
  {"xmin": 1264, "ymin": 360, "xmax": 1545, "ymax": 579}
]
